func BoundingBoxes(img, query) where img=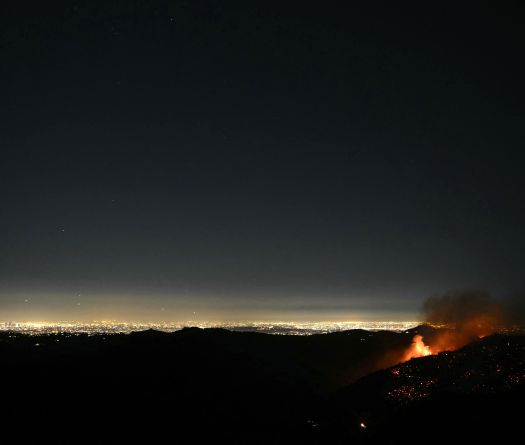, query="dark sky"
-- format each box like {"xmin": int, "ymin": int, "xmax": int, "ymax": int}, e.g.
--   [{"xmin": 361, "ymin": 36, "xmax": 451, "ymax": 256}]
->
[{"xmin": 1, "ymin": 1, "xmax": 524, "ymax": 321}]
